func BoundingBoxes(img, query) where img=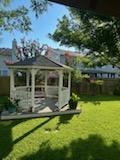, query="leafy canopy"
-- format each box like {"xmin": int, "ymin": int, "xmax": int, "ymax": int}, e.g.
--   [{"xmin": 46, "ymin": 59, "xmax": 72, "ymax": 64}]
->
[
  {"xmin": 0, "ymin": 0, "xmax": 49, "ymax": 34},
  {"xmin": 49, "ymin": 8, "xmax": 120, "ymax": 67}
]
